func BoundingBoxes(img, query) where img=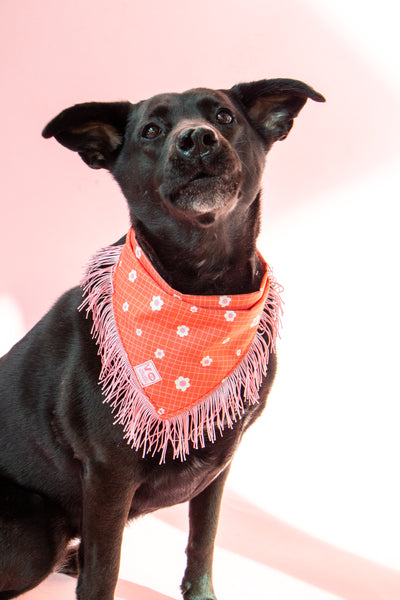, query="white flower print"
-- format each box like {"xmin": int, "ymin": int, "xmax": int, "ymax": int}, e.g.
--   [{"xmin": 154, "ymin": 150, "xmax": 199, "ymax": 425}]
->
[
  {"xmin": 224, "ymin": 310, "xmax": 237, "ymax": 322},
  {"xmin": 135, "ymin": 246, "xmax": 142, "ymax": 259},
  {"xmin": 222, "ymin": 337, "xmax": 231, "ymax": 345},
  {"xmin": 190, "ymin": 306, "xmax": 198, "ymax": 313},
  {"xmin": 150, "ymin": 295, "xmax": 164, "ymax": 311},
  {"xmin": 122, "ymin": 301, "xmax": 129, "ymax": 312},
  {"xmin": 155, "ymin": 349, "xmax": 165, "ymax": 359},
  {"xmin": 175, "ymin": 376, "xmax": 190, "ymax": 392},
  {"xmin": 157, "ymin": 408, "xmax": 166, "ymax": 416},
  {"xmin": 177, "ymin": 325, "xmax": 189, "ymax": 338},
  {"xmin": 236, "ymin": 349, "xmax": 242, "ymax": 356},
  {"xmin": 201, "ymin": 356, "xmax": 213, "ymax": 367},
  {"xmin": 136, "ymin": 329, "xmax": 142, "ymax": 336},
  {"xmin": 219, "ymin": 295, "xmax": 232, "ymax": 308},
  {"xmin": 251, "ymin": 315, "xmax": 260, "ymax": 328},
  {"xmin": 128, "ymin": 269, "xmax": 137, "ymax": 282}
]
